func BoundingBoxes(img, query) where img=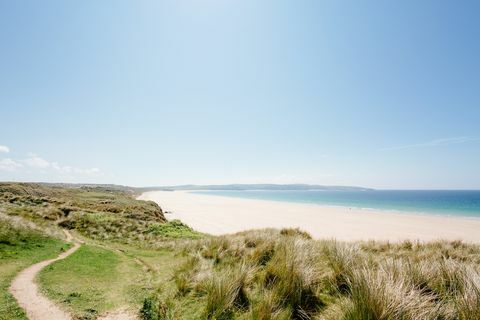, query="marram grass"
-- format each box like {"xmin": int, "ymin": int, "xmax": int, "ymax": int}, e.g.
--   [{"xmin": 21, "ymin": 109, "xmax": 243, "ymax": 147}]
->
[{"xmin": 143, "ymin": 228, "xmax": 480, "ymax": 320}]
